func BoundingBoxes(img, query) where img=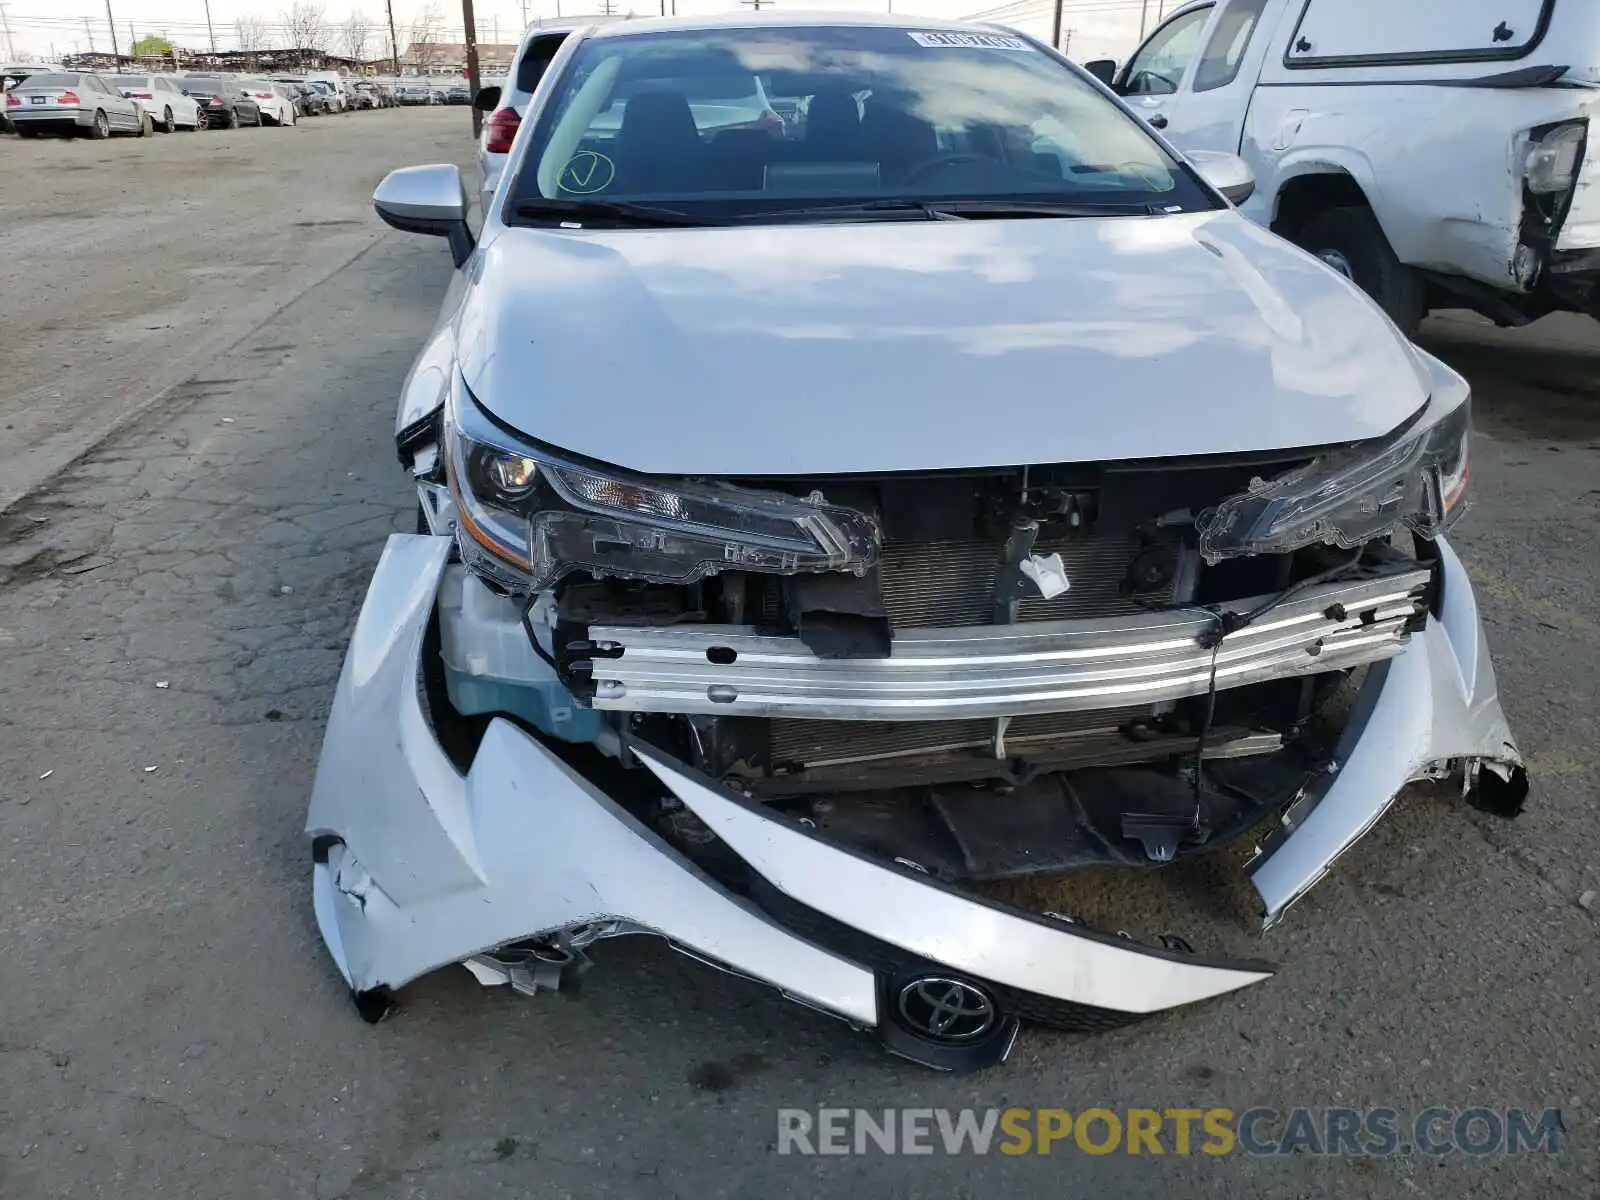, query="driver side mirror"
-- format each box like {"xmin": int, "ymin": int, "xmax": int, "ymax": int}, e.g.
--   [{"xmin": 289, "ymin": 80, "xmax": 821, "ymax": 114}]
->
[
  {"xmin": 374, "ymin": 163, "xmax": 476, "ymax": 268},
  {"xmin": 473, "ymin": 85, "xmax": 502, "ymax": 112},
  {"xmin": 1082, "ymin": 59, "xmax": 1118, "ymax": 88}
]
